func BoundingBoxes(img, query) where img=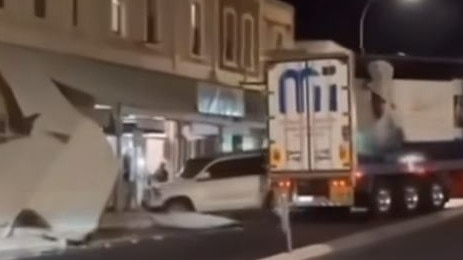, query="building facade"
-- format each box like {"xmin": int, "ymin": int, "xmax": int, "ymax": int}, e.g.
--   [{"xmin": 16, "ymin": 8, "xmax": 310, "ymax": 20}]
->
[{"xmin": 0, "ymin": 0, "xmax": 294, "ymax": 180}]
